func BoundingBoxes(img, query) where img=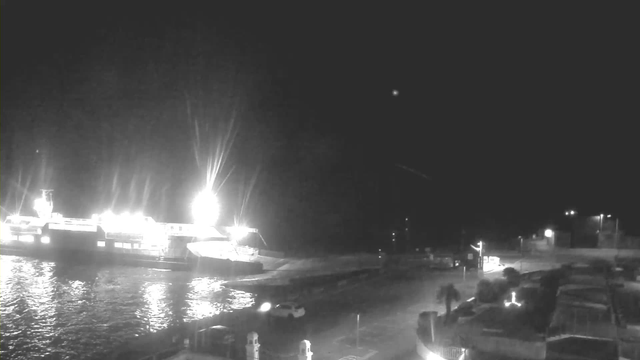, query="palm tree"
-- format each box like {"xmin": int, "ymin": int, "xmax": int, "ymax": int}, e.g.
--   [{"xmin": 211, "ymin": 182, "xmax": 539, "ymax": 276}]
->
[
  {"xmin": 475, "ymin": 279, "xmax": 496, "ymax": 303},
  {"xmin": 502, "ymin": 267, "xmax": 521, "ymax": 287},
  {"xmin": 436, "ymin": 283, "xmax": 461, "ymax": 324}
]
